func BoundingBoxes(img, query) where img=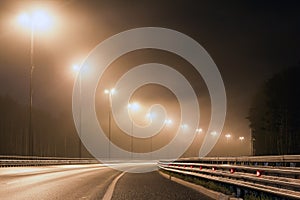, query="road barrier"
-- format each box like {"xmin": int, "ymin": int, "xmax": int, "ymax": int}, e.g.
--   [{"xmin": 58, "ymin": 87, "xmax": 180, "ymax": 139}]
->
[
  {"xmin": 0, "ymin": 155, "xmax": 99, "ymax": 167},
  {"xmin": 158, "ymin": 155, "xmax": 300, "ymax": 199}
]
